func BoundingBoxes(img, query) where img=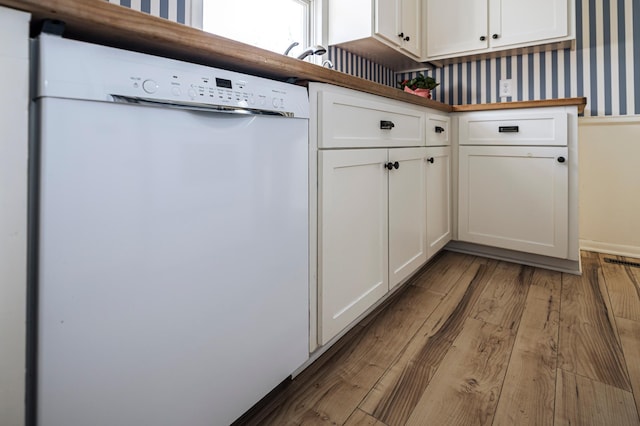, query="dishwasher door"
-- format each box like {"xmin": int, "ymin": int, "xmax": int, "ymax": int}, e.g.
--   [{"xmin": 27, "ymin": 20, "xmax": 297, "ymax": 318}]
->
[{"xmin": 34, "ymin": 97, "xmax": 309, "ymax": 426}]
